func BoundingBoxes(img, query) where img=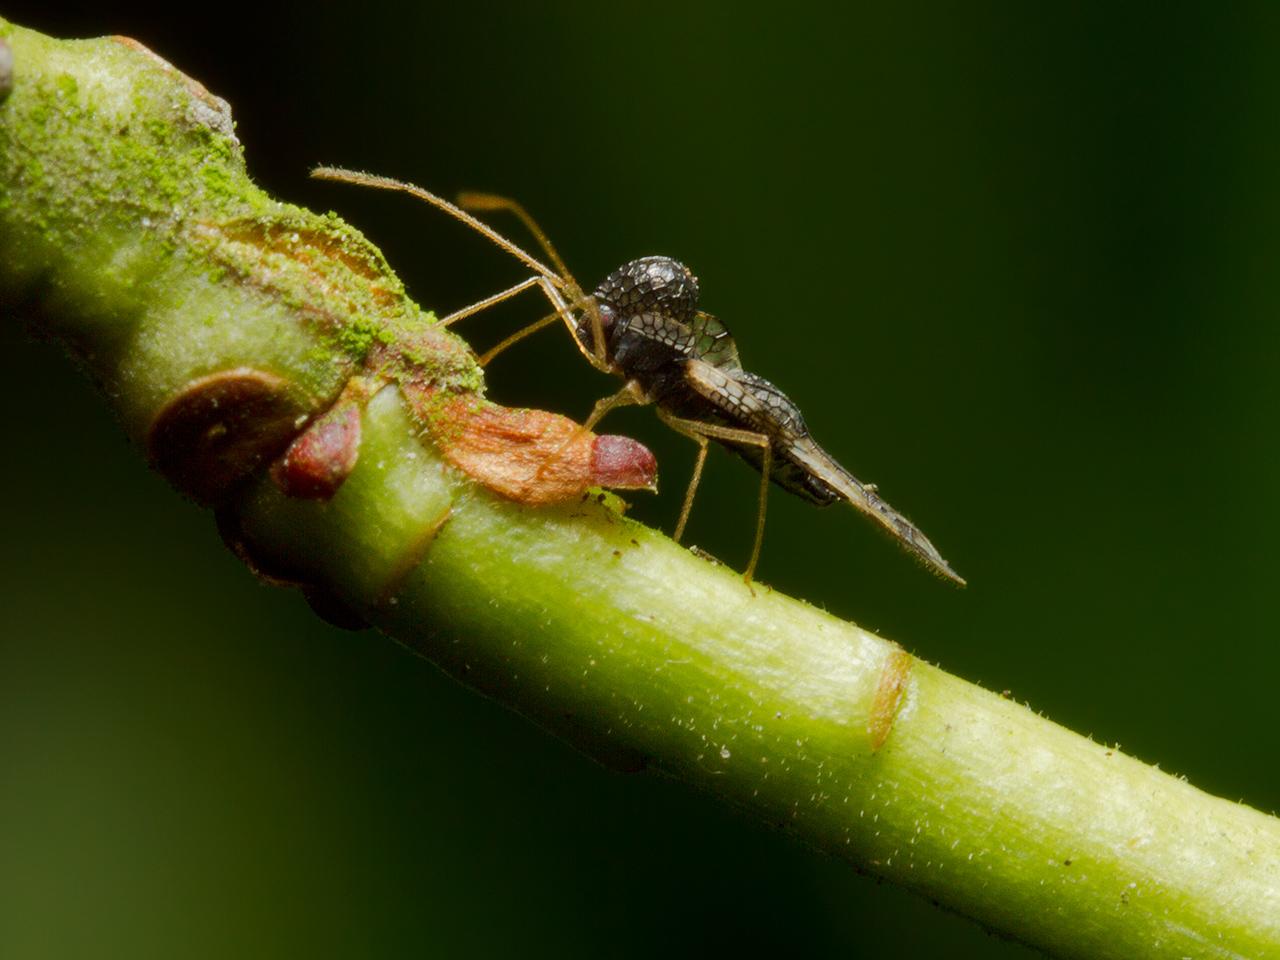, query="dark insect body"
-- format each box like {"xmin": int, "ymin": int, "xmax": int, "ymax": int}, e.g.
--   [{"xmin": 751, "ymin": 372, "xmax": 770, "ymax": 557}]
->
[{"xmin": 312, "ymin": 167, "xmax": 964, "ymax": 586}]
